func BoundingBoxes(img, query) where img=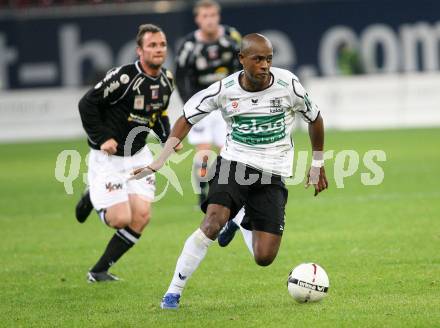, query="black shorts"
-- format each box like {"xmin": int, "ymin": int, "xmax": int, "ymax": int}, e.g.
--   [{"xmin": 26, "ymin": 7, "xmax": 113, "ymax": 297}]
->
[{"xmin": 201, "ymin": 157, "xmax": 288, "ymax": 235}]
